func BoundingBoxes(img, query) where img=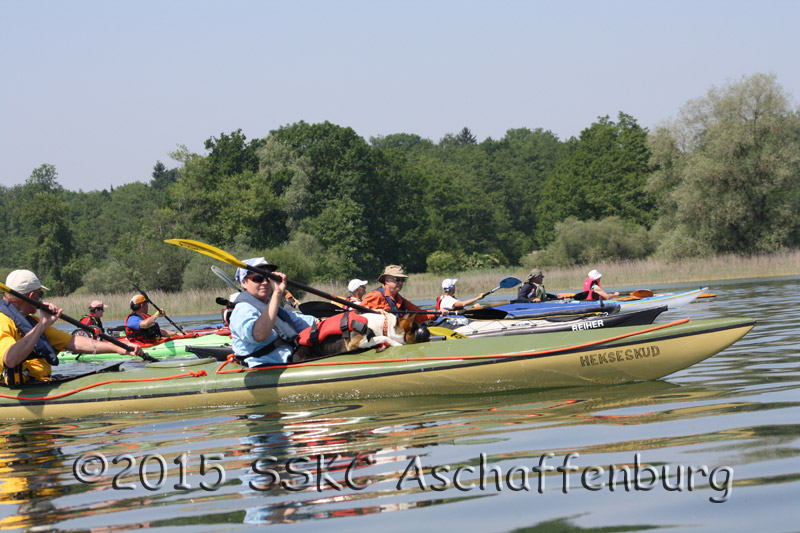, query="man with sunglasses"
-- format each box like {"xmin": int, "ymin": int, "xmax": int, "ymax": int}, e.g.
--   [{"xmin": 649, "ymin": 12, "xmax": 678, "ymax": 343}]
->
[
  {"xmin": 1, "ymin": 269, "xmax": 144, "ymax": 384},
  {"xmin": 228, "ymin": 257, "xmax": 317, "ymax": 367},
  {"xmin": 361, "ymin": 265, "xmax": 442, "ymax": 322}
]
